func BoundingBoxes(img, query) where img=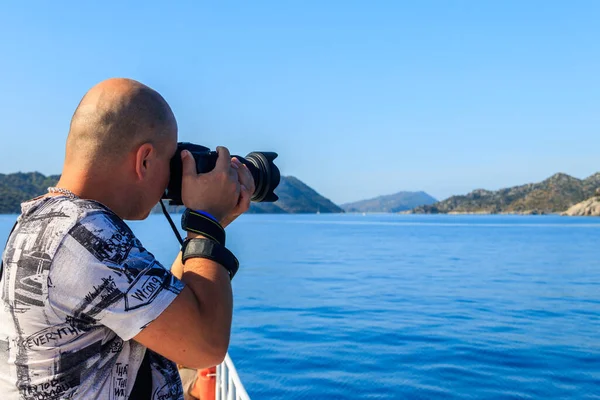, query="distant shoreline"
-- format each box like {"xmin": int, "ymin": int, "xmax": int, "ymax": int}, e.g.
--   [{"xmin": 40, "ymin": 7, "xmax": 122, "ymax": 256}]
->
[{"xmin": 405, "ymin": 211, "xmax": 562, "ymax": 216}]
